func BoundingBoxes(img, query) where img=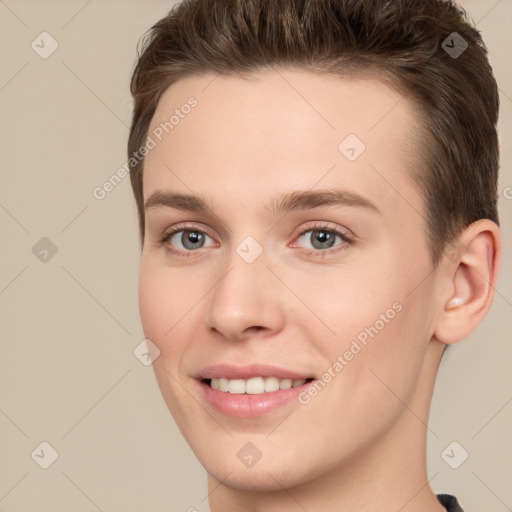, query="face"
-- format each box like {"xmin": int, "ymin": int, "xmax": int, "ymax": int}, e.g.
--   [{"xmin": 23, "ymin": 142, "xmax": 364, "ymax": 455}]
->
[{"xmin": 138, "ymin": 69, "xmax": 444, "ymax": 491}]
